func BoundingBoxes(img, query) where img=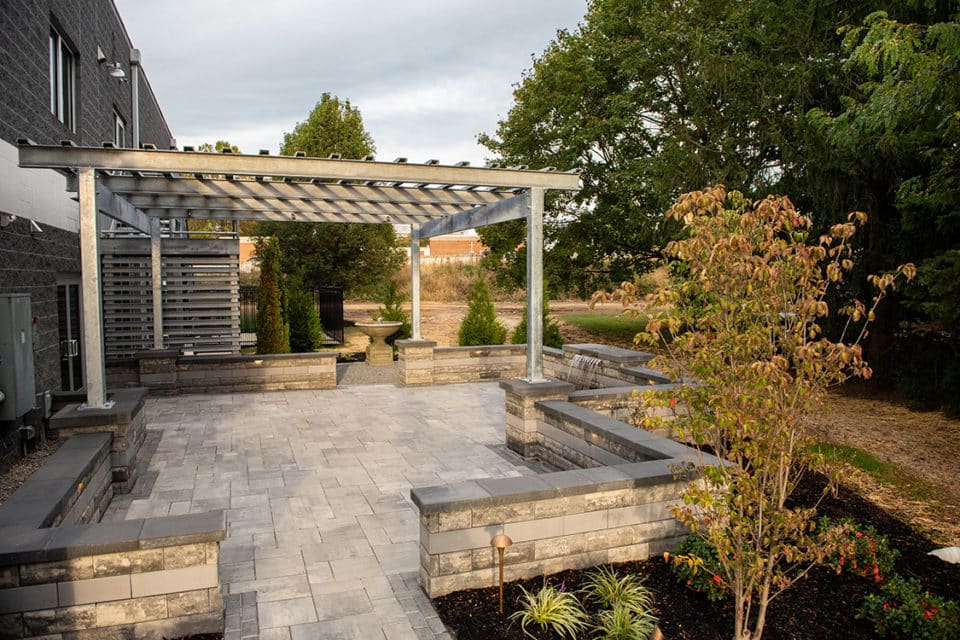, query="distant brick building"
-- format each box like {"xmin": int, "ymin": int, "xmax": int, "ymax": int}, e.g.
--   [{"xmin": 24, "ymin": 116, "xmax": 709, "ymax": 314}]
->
[{"xmin": 0, "ymin": 0, "xmax": 172, "ymax": 450}]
